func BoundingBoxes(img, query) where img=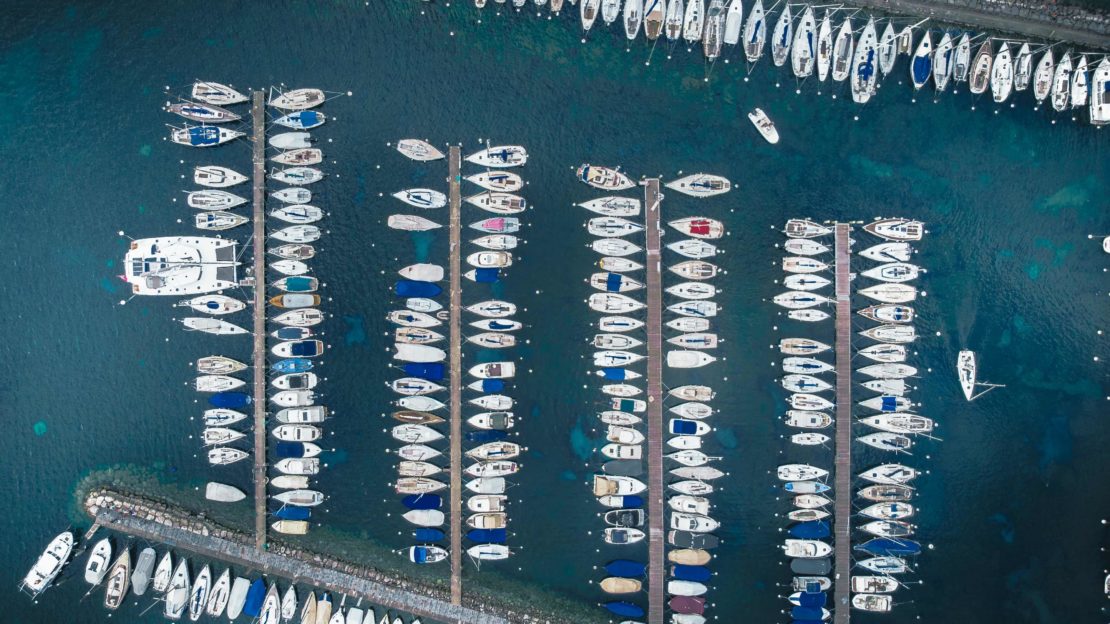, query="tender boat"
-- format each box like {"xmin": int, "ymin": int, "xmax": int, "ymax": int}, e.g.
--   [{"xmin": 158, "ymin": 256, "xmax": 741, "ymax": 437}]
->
[{"xmin": 747, "ymin": 108, "xmax": 779, "ymax": 144}]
